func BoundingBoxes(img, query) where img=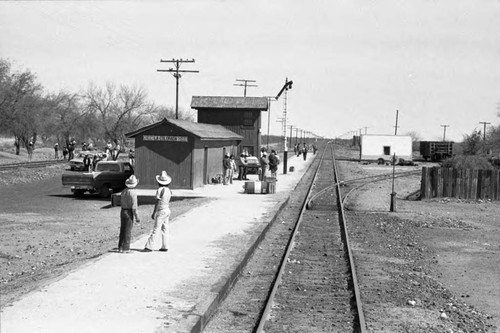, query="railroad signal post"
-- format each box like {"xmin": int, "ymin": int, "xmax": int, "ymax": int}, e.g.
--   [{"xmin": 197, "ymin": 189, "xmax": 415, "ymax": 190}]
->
[{"xmin": 275, "ymin": 78, "xmax": 293, "ymax": 174}]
